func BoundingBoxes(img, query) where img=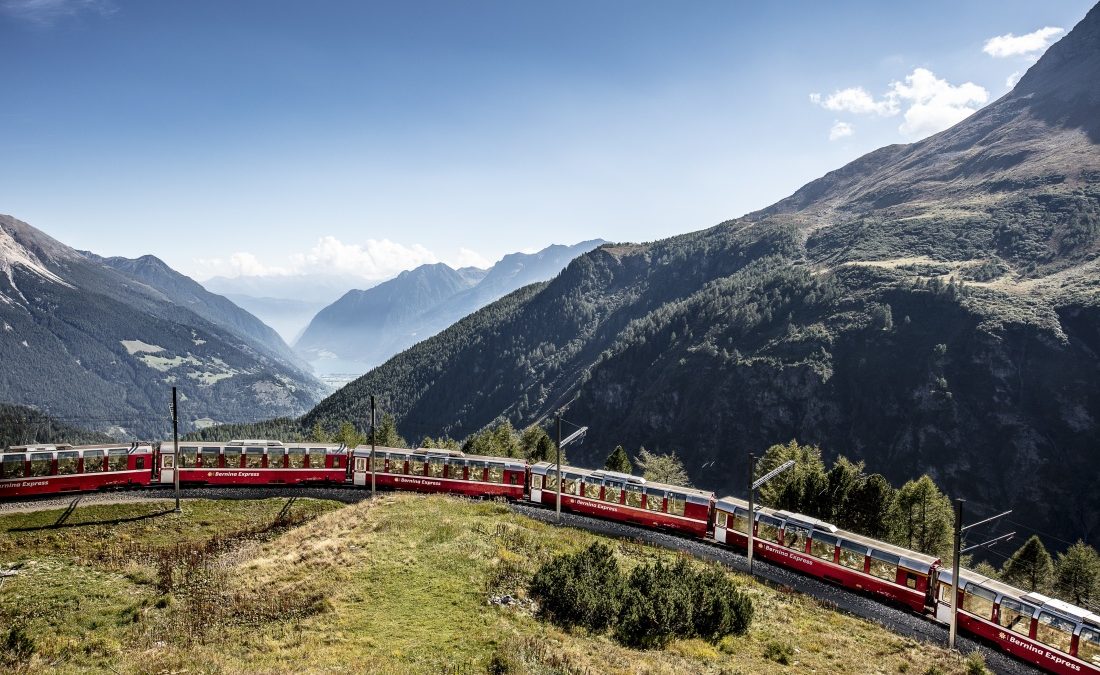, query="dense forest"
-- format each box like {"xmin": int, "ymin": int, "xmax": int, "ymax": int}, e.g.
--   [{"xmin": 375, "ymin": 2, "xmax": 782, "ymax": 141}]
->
[{"xmin": 0, "ymin": 404, "xmax": 114, "ymax": 447}]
